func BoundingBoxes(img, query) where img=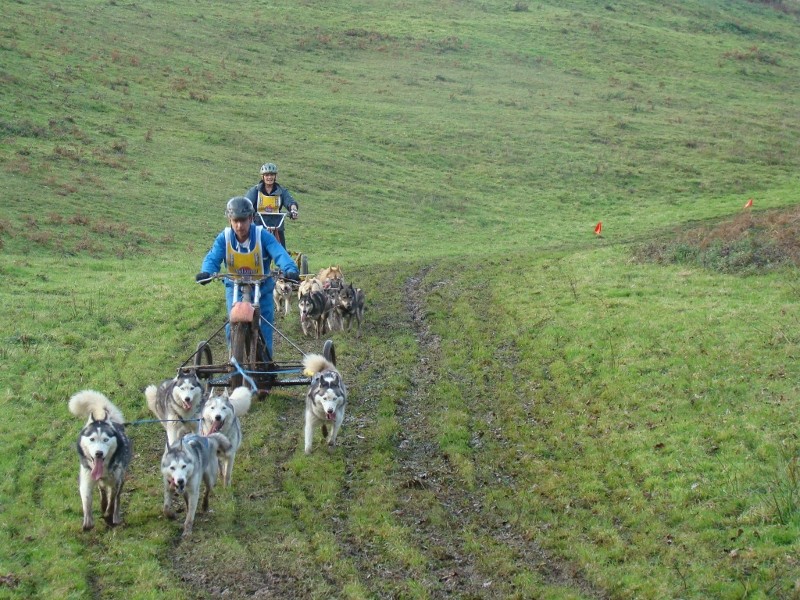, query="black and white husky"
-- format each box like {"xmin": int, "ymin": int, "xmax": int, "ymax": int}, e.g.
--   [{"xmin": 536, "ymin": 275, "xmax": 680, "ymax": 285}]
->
[
  {"xmin": 303, "ymin": 354, "xmax": 347, "ymax": 454},
  {"xmin": 69, "ymin": 390, "xmax": 132, "ymax": 531},
  {"xmin": 333, "ymin": 283, "xmax": 365, "ymax": 334},
  {"xmin": 145, "ymin": 372, "xmax": 204, "ymax": 446},
  {"xmin": 161, "ymin": 433, "xmax": 232, "ymax": 538},
  {"xmin": 200, "ymin": 386, "xmax": 252, "ymax": 486},
  {"xmin": 298, "ymin": 290, "xmax": 333, "ymax": 339}
]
